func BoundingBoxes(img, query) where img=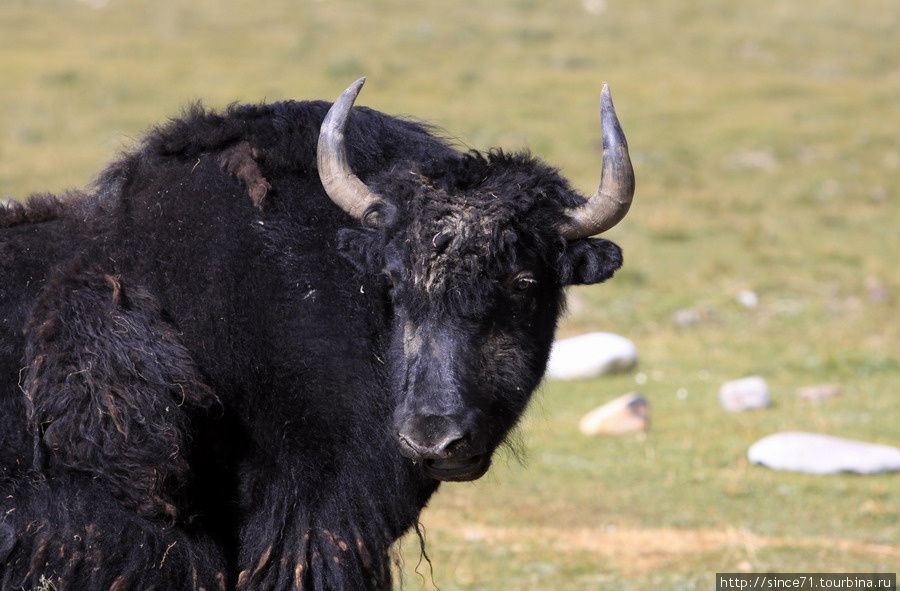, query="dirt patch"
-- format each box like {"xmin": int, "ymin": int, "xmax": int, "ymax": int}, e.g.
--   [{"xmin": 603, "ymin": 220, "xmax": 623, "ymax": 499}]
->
[{"xmin": 424, "ymin": 519, "xmax": 900, "ymax": 575}]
